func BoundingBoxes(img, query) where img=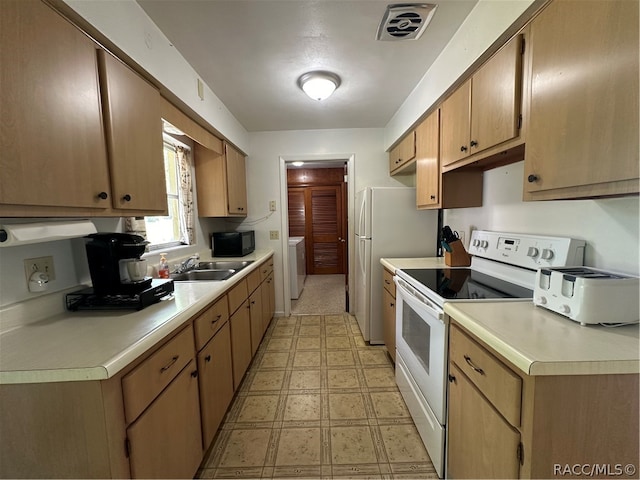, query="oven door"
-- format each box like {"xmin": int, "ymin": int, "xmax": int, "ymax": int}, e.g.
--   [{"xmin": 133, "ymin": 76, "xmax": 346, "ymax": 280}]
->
[{"xmin": 394, "ymin": 277, "xmax": 447, "ymax": 424}]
